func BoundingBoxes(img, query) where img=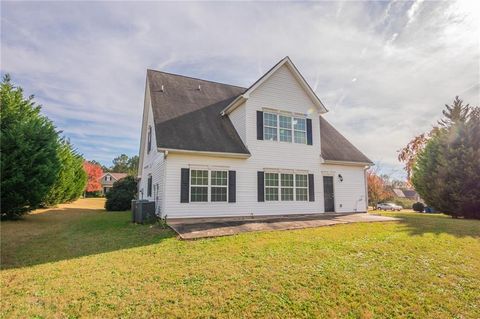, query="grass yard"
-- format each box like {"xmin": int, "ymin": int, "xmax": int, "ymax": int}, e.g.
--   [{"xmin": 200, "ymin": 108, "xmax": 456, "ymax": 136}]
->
[{"xmin": 1, "ymin": 199, "xmax": 479, "ymax": 318}]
